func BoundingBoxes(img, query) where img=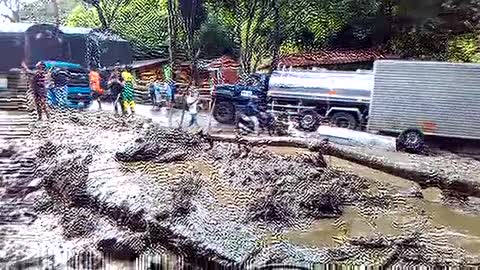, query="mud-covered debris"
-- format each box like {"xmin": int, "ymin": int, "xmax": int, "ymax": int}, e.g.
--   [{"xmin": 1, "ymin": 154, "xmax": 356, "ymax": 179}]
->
[
  {"xmin": 345, "ymin": 229, "xmax": 463, "ymax": 266},
  {"xmin": 60, "ymin": 207, "xmax": 98, "ymax": 239},
  {"xmin": 42, "ymin": 151, "xmax": 91, "ymax": 206},
  {"xmin": 6, "ymin": 110, "xmax": 475, "ymax": 268},
  {"xmin": 115, "ymin": 127, "xmax": 212, "ymax": 163},
  {"xmin": 170, "ymin": 172, "xmax": 204, "ymax": 218},
  {"xmin": 4, "ymin": 255, "xmax": 56, "ymax": 270},
  {"xmin": 248, "ymin": 186, "xmax": 296, "ymax": 223}
]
